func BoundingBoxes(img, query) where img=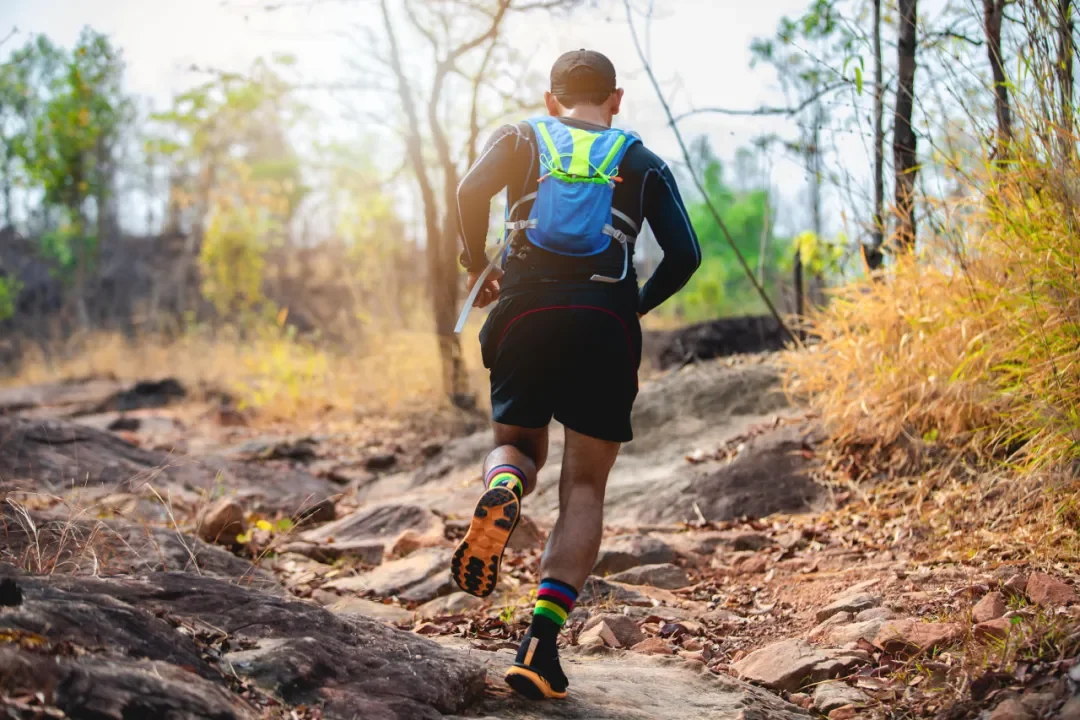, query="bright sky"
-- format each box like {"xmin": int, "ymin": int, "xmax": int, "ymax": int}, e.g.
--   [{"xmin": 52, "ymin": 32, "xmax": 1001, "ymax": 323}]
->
[{"xmin": 1, "ymin": 0, "xmax": 870, "ymax": 236}]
